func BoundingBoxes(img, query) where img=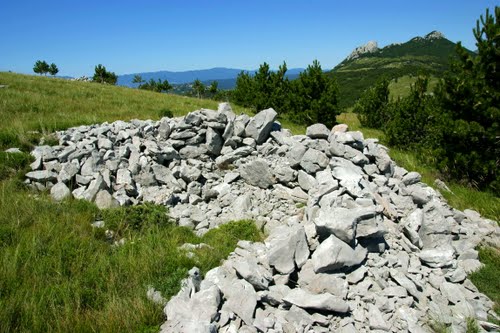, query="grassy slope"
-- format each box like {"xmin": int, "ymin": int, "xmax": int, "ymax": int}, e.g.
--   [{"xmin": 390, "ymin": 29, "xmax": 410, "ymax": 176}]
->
[
  {"xmin": 330, "ymin": 36, "xmax": 458, "ymax": 108},
  {"xmin": 0, "ymin": 72, "xmax": 497, "ymax": 330},
  {"xmin": 0, "ymin": 73, "xmax": 263, "ymax": 332},
  {"xmin": 0, "ymin": 72, "xmax": 249, "ymax": 150}
]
